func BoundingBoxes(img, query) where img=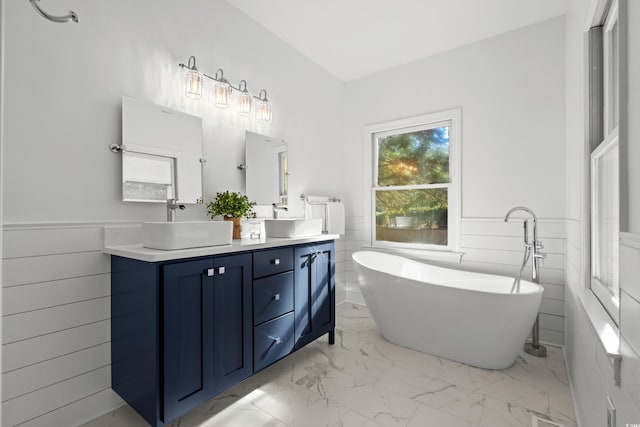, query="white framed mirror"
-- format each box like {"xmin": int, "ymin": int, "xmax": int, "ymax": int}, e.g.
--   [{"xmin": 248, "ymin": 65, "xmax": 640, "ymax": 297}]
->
[{"xmin": 245, "ymin": 131, "xmax": 288, "ymax": 205}]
